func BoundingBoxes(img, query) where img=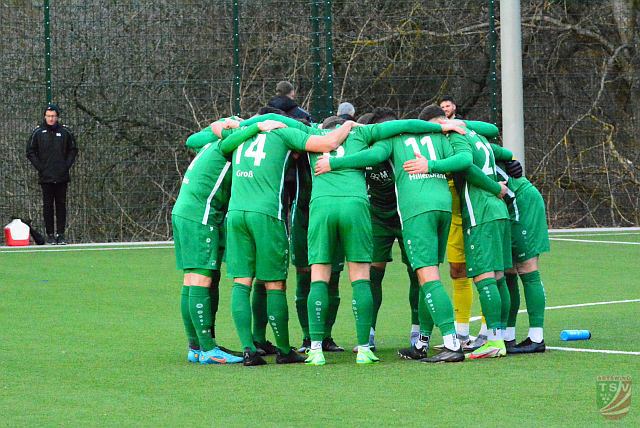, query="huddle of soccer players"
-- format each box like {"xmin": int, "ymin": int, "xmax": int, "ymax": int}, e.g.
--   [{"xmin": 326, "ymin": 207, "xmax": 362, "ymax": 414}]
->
[{"xmin": 171, "ymin": 88, "xmax": 550, "ymax": 366}]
